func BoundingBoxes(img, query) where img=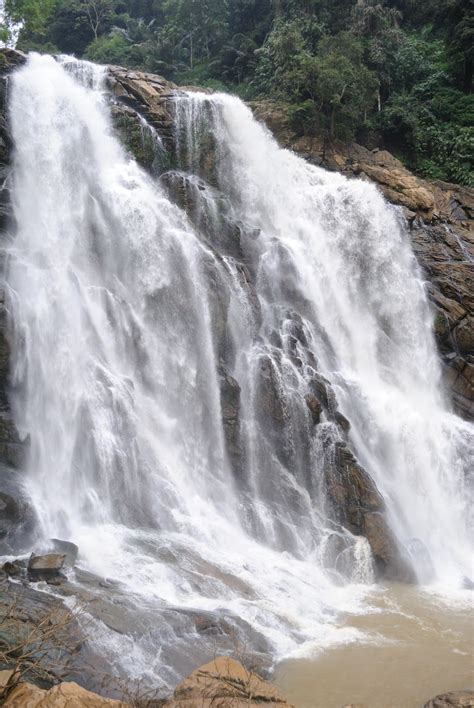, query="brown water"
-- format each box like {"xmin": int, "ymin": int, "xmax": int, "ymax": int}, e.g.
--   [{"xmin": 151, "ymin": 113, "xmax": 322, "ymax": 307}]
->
[{"xmin": 274, "ymin": 584, "xmax": 473, "ymax": 708}]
